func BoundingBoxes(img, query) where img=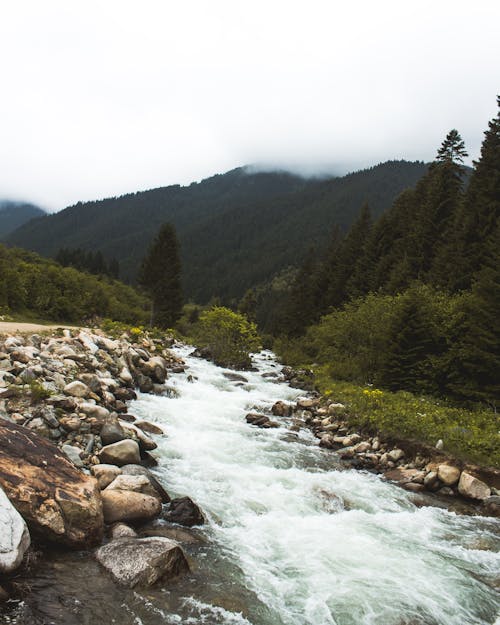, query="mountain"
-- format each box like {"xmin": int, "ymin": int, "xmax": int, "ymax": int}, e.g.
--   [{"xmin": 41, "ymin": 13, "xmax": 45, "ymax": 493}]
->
[
  {"xmin": 7, "ymin": 161, "xmax": 428, "ymax": 303},
  {"xmin": 0, "ymin": 200, "xmax": 46, "ymax": 239}
]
